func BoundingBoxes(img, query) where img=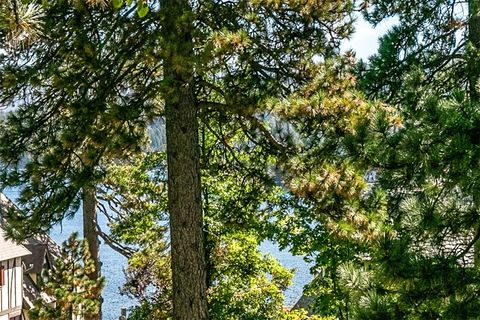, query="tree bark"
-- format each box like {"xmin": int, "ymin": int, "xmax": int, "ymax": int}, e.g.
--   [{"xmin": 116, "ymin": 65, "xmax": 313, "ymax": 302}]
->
[
  {"xmin": 162, "ymin": 0, "xmax": 208, "ymax": 319},
  {"xmin": 83, "ymin": 186, "xmax": 102, "ymax": 320}
]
